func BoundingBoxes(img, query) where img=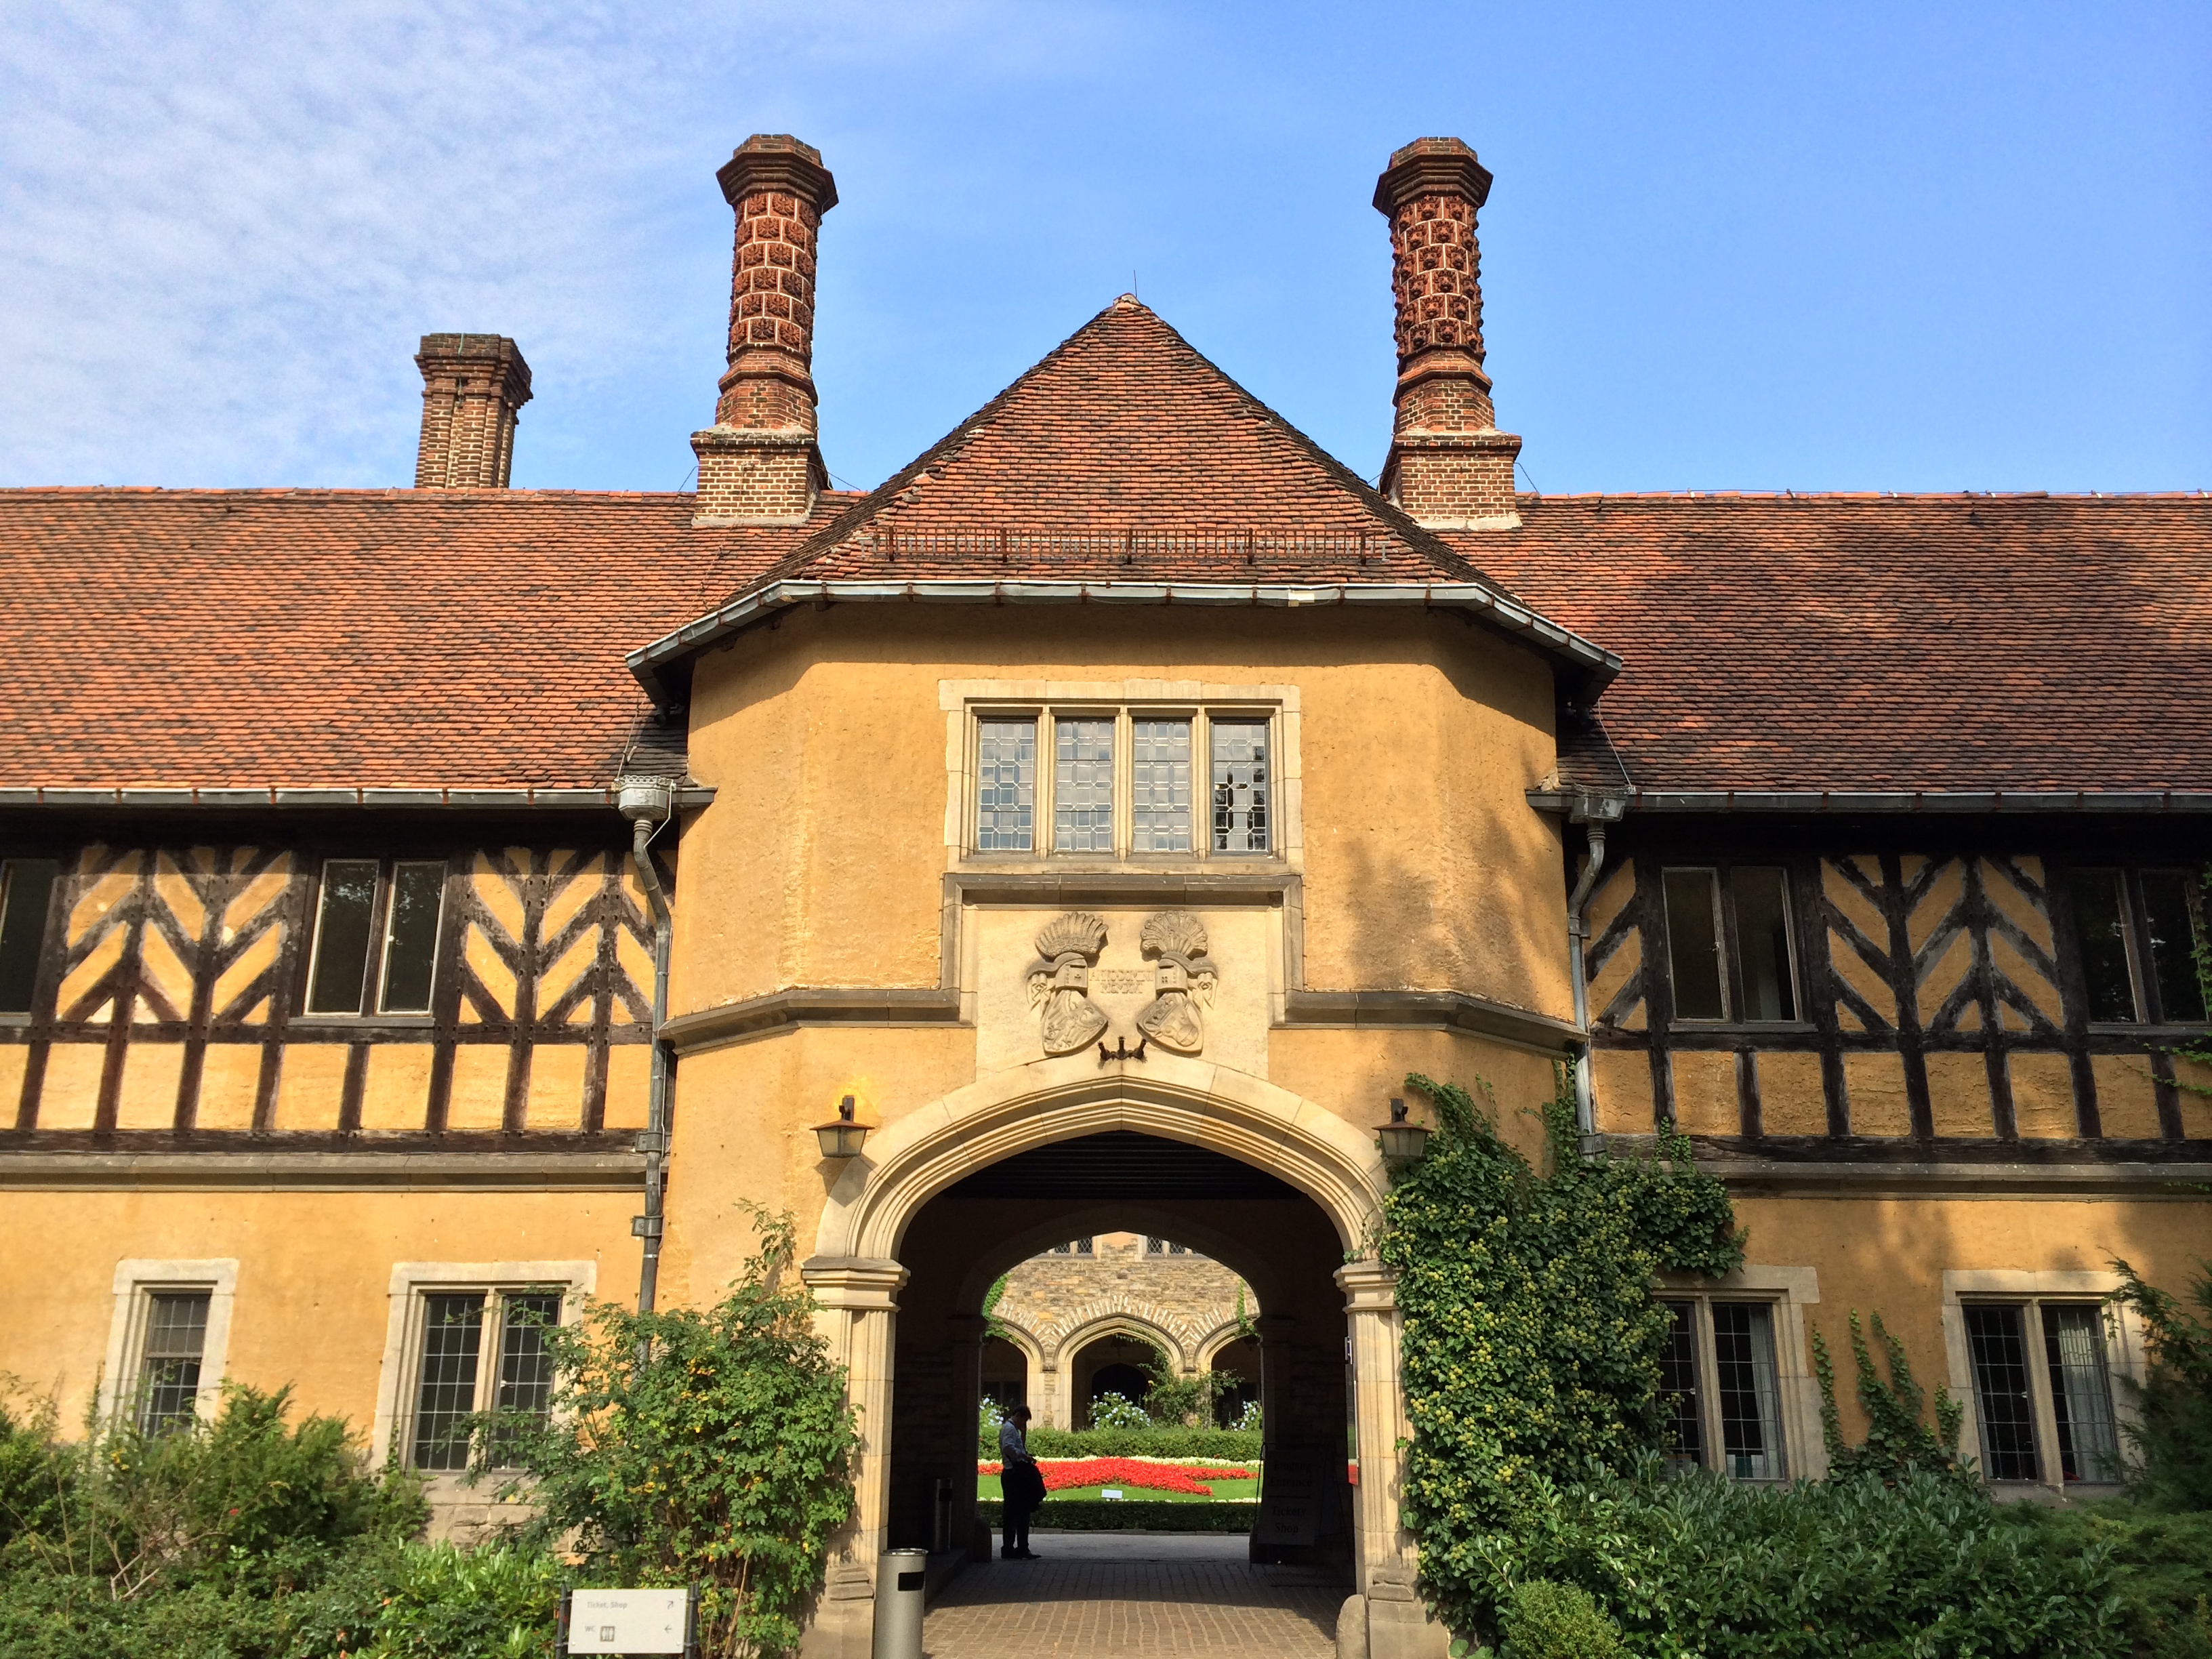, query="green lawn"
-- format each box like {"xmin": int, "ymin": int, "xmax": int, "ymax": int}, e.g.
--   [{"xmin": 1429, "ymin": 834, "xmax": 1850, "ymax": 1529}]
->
[{"xmin": 977, "ymin": 1473, "xmax": 1260, "ymax": 1504}]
